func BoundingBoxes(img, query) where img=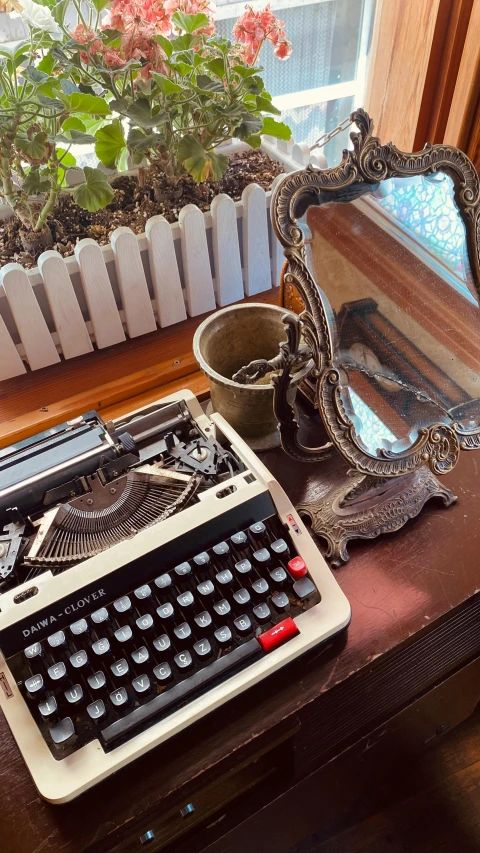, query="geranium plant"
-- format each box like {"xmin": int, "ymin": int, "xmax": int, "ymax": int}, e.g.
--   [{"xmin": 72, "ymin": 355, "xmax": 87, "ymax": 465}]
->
[
  {"xmin": 0, "ymin": 0, "xmax": 116, "ymax": 252},
  {"xmin": 0, "ymin": 0, "xmax": 291, "ymax": 251},
  {"xmin": 62, "ymin": 0, "xmax": 292, "ymax": 180}
]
